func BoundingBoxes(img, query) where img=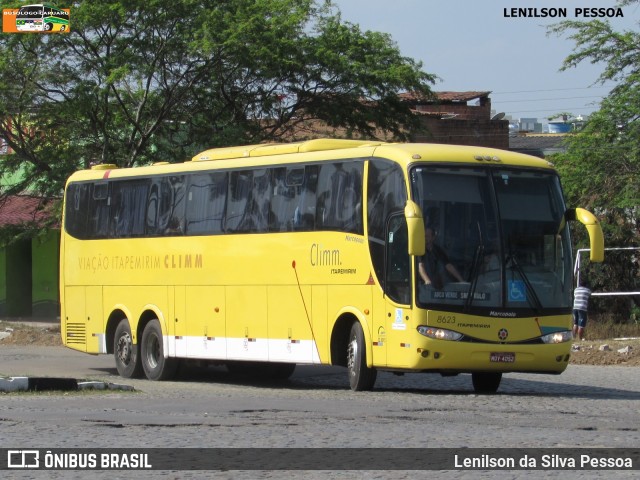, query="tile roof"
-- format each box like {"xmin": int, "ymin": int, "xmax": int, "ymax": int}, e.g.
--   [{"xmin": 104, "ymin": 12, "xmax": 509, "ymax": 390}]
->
[
  {"xmin": 509, "ymin": 134, "xmax": 568, "ymax": 149},
  {"xmin": 399, "ymin": 91, "xmax": 491, "ymax": 103},
  {"xmin": 509, "ymin": 134, "xmax": 569, "ymax": 158},
  {"xmin": 436, "ymin": 91, "xmax": 492, "ymax": 102},
  {"xmin": 0, "ymin": 195, "xmax": 53, "ymax": 226}
]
